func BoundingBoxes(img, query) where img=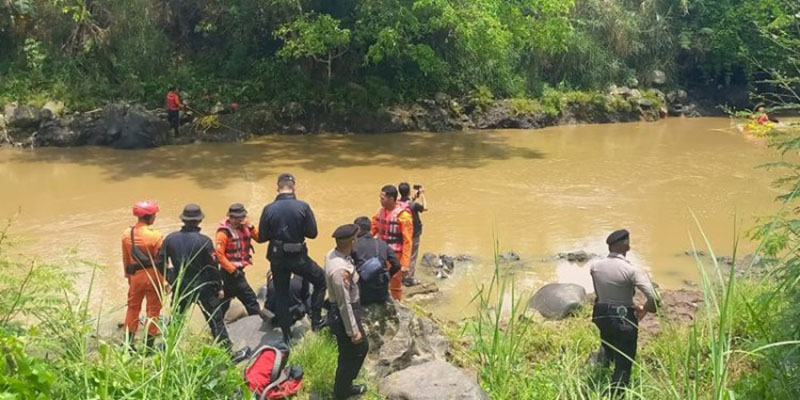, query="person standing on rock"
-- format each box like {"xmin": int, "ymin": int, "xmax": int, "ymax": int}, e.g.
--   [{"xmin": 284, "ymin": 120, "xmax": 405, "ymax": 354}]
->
[
  {"xmin": 159, "ymin": 204, "xmax": 247, "ymax": 359},
  {"xmin": 122, "ymin": 200, "xmax": 165, "ymax": 352},
  {"xmin": 371, "ymin": 185, "xmax": 413, "ymax": 300},
  {"xmin": 166, "ymin": 85, "xmax": 183, "ymax": 138},
  {"xmin": 258, "ymin": 173, "xmax": 327, "ymax": 343},
  {"xmin": 398, "ymin": 182, "xmax": 427, "ymax": 287},
  {"xmin": 352, "ymin": 216, "xmax": 401, "ymax": 305},
  {"xmin": 215, "ymin": 203, "xmax": 272, "ymax": 321},
  {"xmin": 325, "ymin": 223, "xmax": 369, "ymax": 399},
  {"xmin": 589, "ymin": 229, "xmax": 659, "ymax": 393}
]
